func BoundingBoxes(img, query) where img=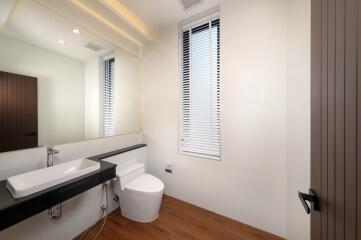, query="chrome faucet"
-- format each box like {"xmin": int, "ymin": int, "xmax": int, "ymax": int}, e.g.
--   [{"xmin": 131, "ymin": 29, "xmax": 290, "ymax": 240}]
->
[
  {"xmin": 46, "ymin": 146, "xmax": 59, "ymax": 167},
  {"xmin": 45, "ymin": 146, "xmax": 62, "ymax": 220}
]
